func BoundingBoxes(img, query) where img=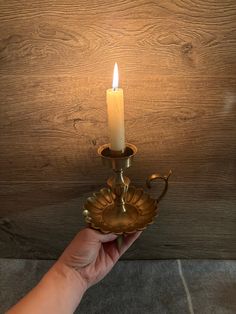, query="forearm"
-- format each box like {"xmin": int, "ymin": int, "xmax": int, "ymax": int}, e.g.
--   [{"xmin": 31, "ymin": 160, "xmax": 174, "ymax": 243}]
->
[{"xmin": 7, "ymin": 261, "xmax": 87, "ymax": 314}]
